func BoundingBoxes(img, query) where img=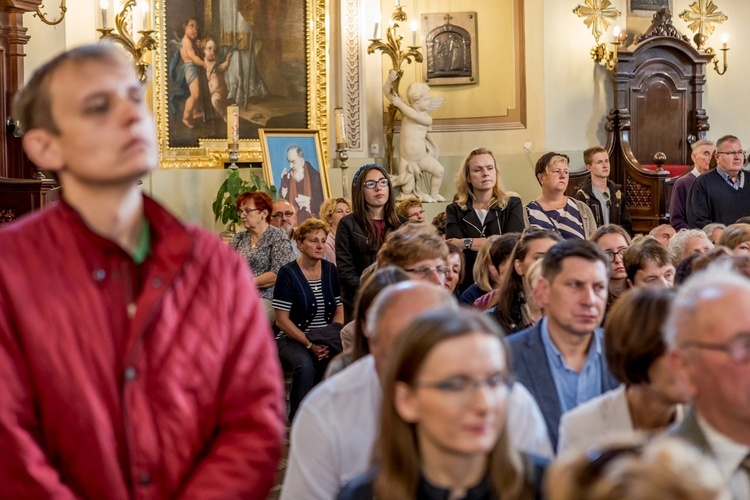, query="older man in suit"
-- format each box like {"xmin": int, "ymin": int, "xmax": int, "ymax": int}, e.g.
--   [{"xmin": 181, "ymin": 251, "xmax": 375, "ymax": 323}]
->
[
  {"xmin": 508, "ymin": 240, "xmax": 620, "ymax": 451},
  {"xmin": 666, "ymin": 267, "xmax": 750, "ymax": 498}
]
